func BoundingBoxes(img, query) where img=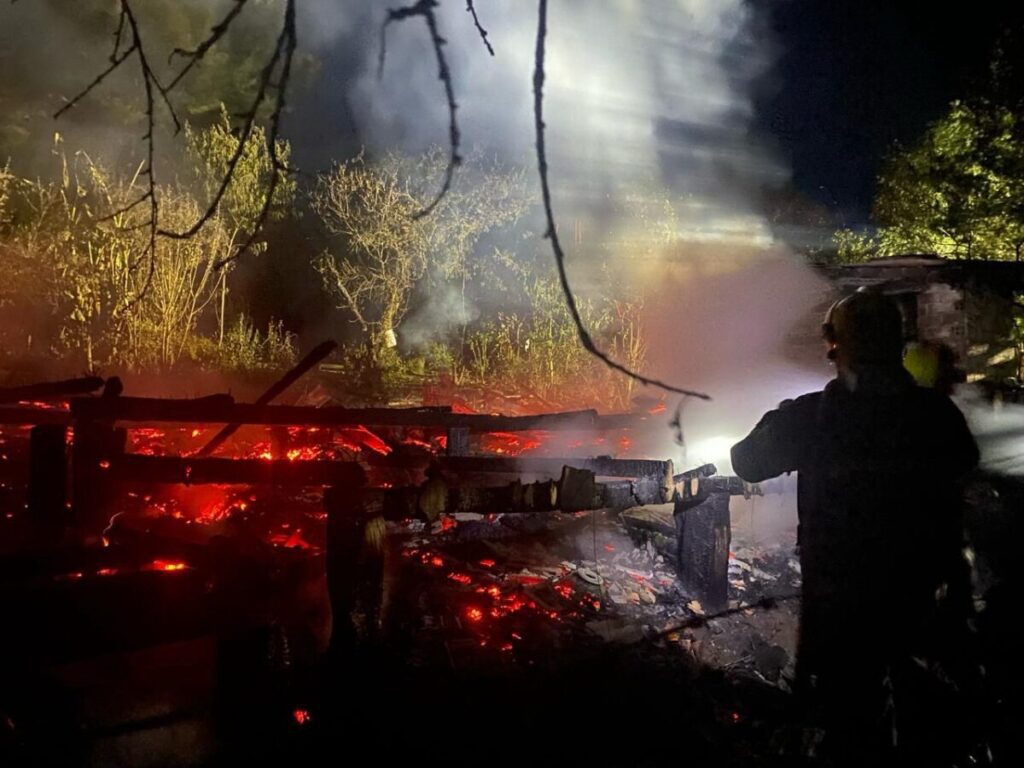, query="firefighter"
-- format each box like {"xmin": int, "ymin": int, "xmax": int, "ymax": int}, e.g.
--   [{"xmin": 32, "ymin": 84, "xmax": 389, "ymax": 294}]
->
[{"xmin": 730, "ymin": 289, "xmax": 979, "ymax": 764}]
